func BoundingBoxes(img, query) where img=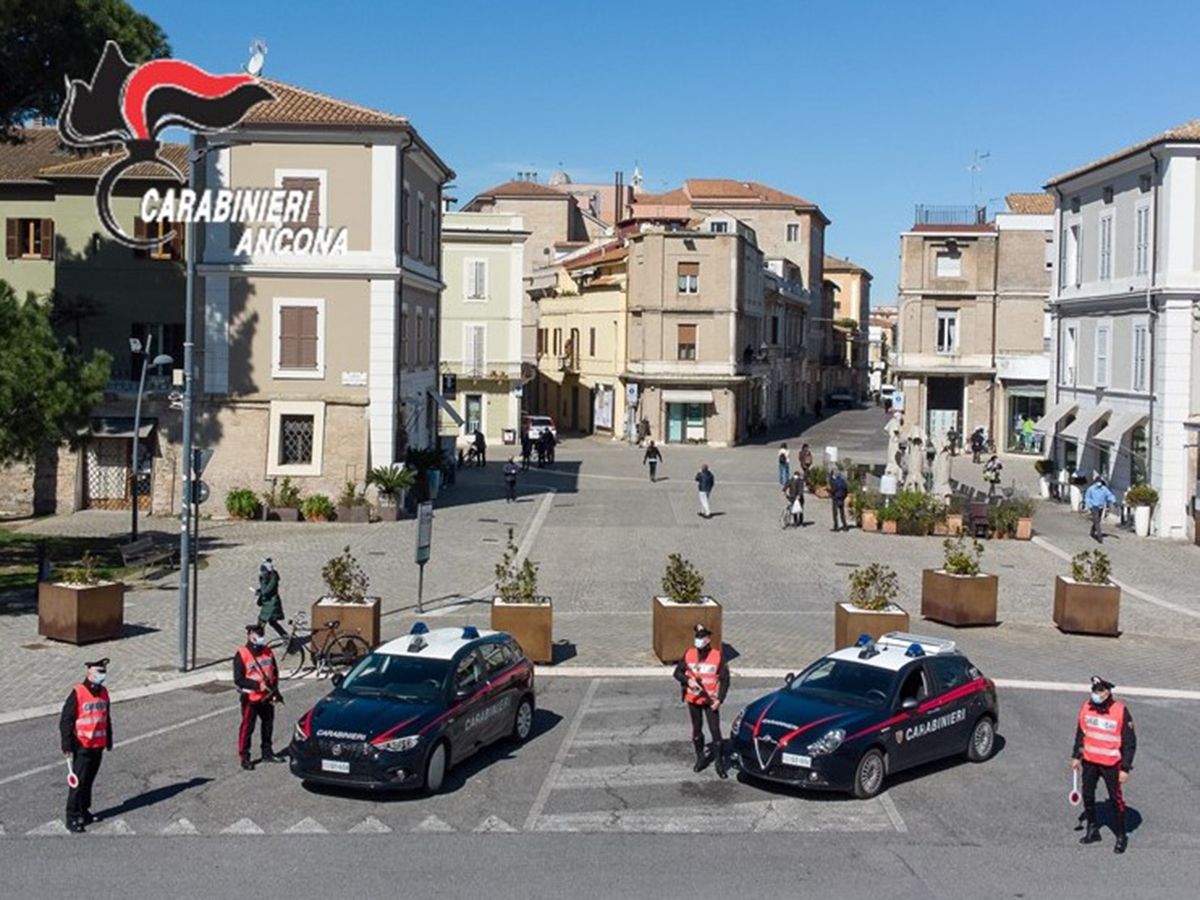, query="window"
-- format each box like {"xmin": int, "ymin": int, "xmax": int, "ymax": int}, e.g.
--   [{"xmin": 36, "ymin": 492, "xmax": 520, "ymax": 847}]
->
[
  {"xmin": 537, "ymin": 328, "xmax": 547, "ymax": 357},
  {"xmin": 1097, "ymin": 445, "xmax": 1110, "ymax": 479},
  {"xmin": 431, "ymin": 206, "xmax": 440, "ymax": 265},
  {"xmin": 935, "ymin": 250, "xmax": 962, "ymax": 278},
  {"xmin": 935, "ymin": 309, "xmax": 958, "ymax": 354},
  {"xmin": 135, "ymin": 217, "xmax": 182, "ymax": 260},
  {"xmin": 897, "ymin": 666, "xmax": 930, "ymax": 705},
  {"xmin": 1071, "ymin": 224, "xmax": 1082, "ymax": 287},
  {"xmin": 464, "ymin": 324, "xmax": 486, "ymax": 375},
  {"xmin": 677, "ymin": 324, "xmax": 697, "ymax": 360},
  {"xmin": 928, "ymin": 656, "xmax": 971, "ymax": 692},
  {"xmin": 129, "ymin": 323, "xmax": 184, "ymax": 380},
  {"xmin": 418, "ymin": 196, "xmax": 426, "ymax": 260},
  {"xmin": 279, "ymin": 415, "xmax": 314, "ymax": 465},
  {"xmin": 553, "ymin": 329, "xmax": 562, "ymax": 356},
  {"xmin": 454, "ymin": 652, "xmax": 484, "ymax": 693},
  {"xmin": 1095, "ymin": 323, "xmax": 1110, "ymax": 387},
  {"xmin": 5, "ymin": 218, "xmax": 53, "ymax": 260},
  {"xmin": 481, "ymin": 642, "xmax": 514, "ymax": 677},
  {"xmin": 466, "ymin": 259, "xmax": 487, "ymax": 300},
  {"xmin": 1099, "ymin": 214, "xmax": 1113, "ymax": 281},
  {"xmin": 427, "ymin": 311, "xmax": 436, "ymax": 363},
  {"xmin": 1133, "ymin": 323, "xmax": 1148, "ymax": 392},
  {"xmin": 1130, "ymin": 426, "xmax": 1148, "ymax": 485},
  {"xmin": 273, "ymin": 299, "xmax": 324, "ymax": 378},
  {"xmin": 401, "ymin": 312, "xmax": 409, "ymax": 367},
  {"xmin": 402, "ymin": 186, "xmax": 411, "ymax": 253},
  {"xmin": 1135, "ymin": 205, "xmax": 1150, "ymax": 275},
  {"xmin": 279, "ymin": 175, "xmax": 321, "ymax": 229},
  {"xmin": 770, "ymin": 315, "xmax": 779, "ymax": 345},
  {"xmin": 1058, "ymin": 227, "xmax": 1069, "ymax": 290},
  {"xmin": 589, "ymin": 327, "xmax": 596, "ymax": 357},
  {"xmin": 677, "ymin": 261, "xmax": 699, "ymax": 294},
  {"xmin": 786, "ymin": 223, "xmax": 799, "ymax": 242},
  {"xmin": 709, "ymin": 220, "xmax": 728, "ymax": 234},
  {"xmin": 1063, "ymin": 325, "xmax": 1077, "ymax": 386},
  {"xmin": 416, "ymin": 314, "xmax": 424, "ymax": 366}
]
